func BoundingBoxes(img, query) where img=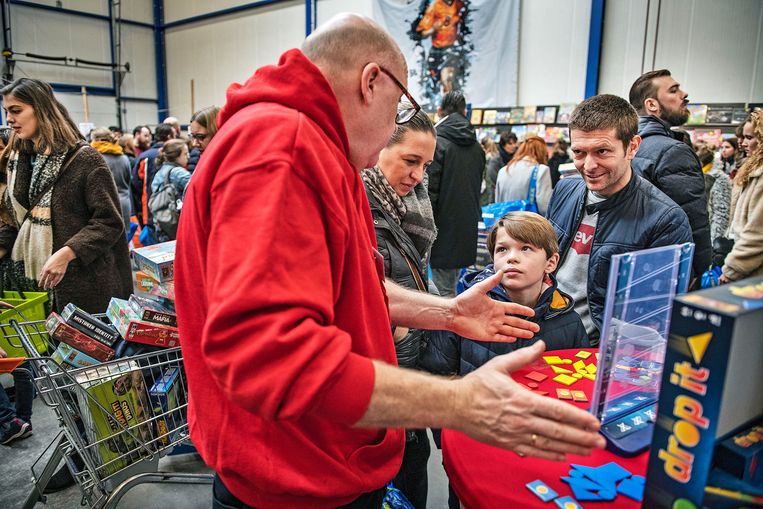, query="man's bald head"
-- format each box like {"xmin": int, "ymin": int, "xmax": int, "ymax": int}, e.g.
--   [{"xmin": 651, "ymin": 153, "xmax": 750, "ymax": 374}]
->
[{"xmin": 302, "ymin": 13, "xmax": 406, "ymax": 79}]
